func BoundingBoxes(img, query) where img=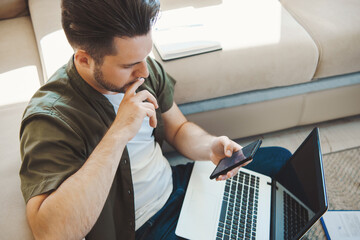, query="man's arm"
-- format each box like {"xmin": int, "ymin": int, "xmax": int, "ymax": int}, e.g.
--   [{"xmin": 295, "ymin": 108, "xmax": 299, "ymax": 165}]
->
[
  {"xmin": 26, "ymin": 129, "xmax": 128, "ymax": 240},
  {"xmin": 162, "ymin": 103, "xmax": 248, "ymax": 181},
  {"xmin": 26, "ymin": 79, "xmax": 158, "ymax": 240}
]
